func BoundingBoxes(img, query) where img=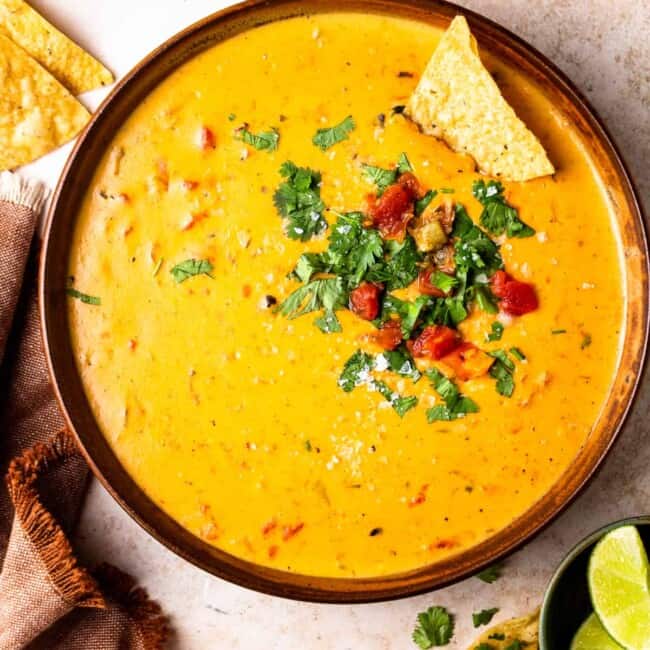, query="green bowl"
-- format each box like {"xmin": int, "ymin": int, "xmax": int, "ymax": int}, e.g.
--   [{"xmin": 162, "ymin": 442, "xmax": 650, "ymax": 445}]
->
[{"xmin": 539, "ymin": 515, "xmax": 650, "ymax": 649}]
